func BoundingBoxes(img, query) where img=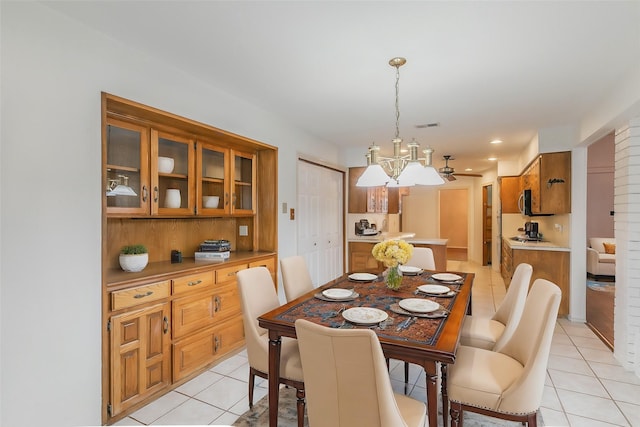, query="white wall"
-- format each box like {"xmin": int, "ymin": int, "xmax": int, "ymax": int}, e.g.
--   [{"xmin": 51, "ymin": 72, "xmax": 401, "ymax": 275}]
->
[{"xmin": 0, "ymin": 3, "xmax": 340, "ymax": 426}]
